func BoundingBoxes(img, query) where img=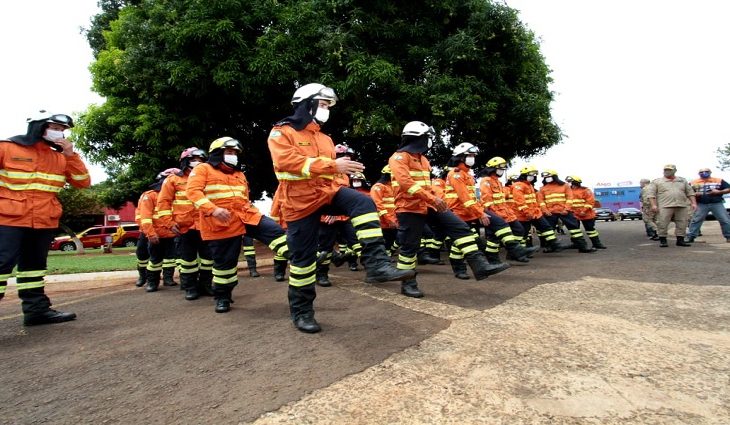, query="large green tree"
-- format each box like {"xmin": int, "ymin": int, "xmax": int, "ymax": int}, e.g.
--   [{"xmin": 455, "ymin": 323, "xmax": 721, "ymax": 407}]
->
[{"xmin": 77, "ymin": 0, "xmax": 561, "ymax": 204}]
